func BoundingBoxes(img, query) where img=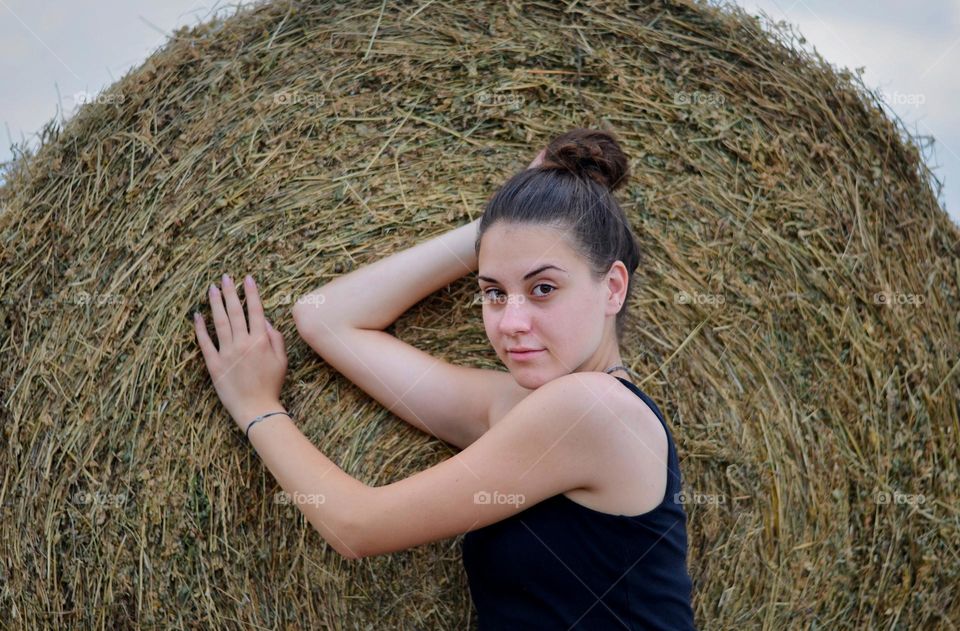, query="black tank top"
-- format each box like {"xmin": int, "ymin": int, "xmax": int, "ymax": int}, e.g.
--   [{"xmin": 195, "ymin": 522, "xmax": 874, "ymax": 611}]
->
[{"xmin": 461, "ymin": 376, "xmax": 696, "ymax": 630}]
